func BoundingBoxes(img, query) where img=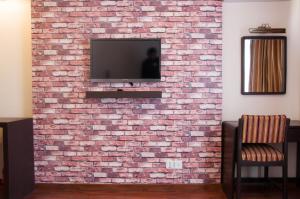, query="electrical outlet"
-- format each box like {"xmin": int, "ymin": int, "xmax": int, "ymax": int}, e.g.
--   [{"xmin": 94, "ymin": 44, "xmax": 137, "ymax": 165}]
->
[
  {"xmin": 166, "ymin": 160, "xmax": 183, "ymax": 169},
  {"xmin": 174, "ymin": 160, "xmax": 183, "ymax": 169}
]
